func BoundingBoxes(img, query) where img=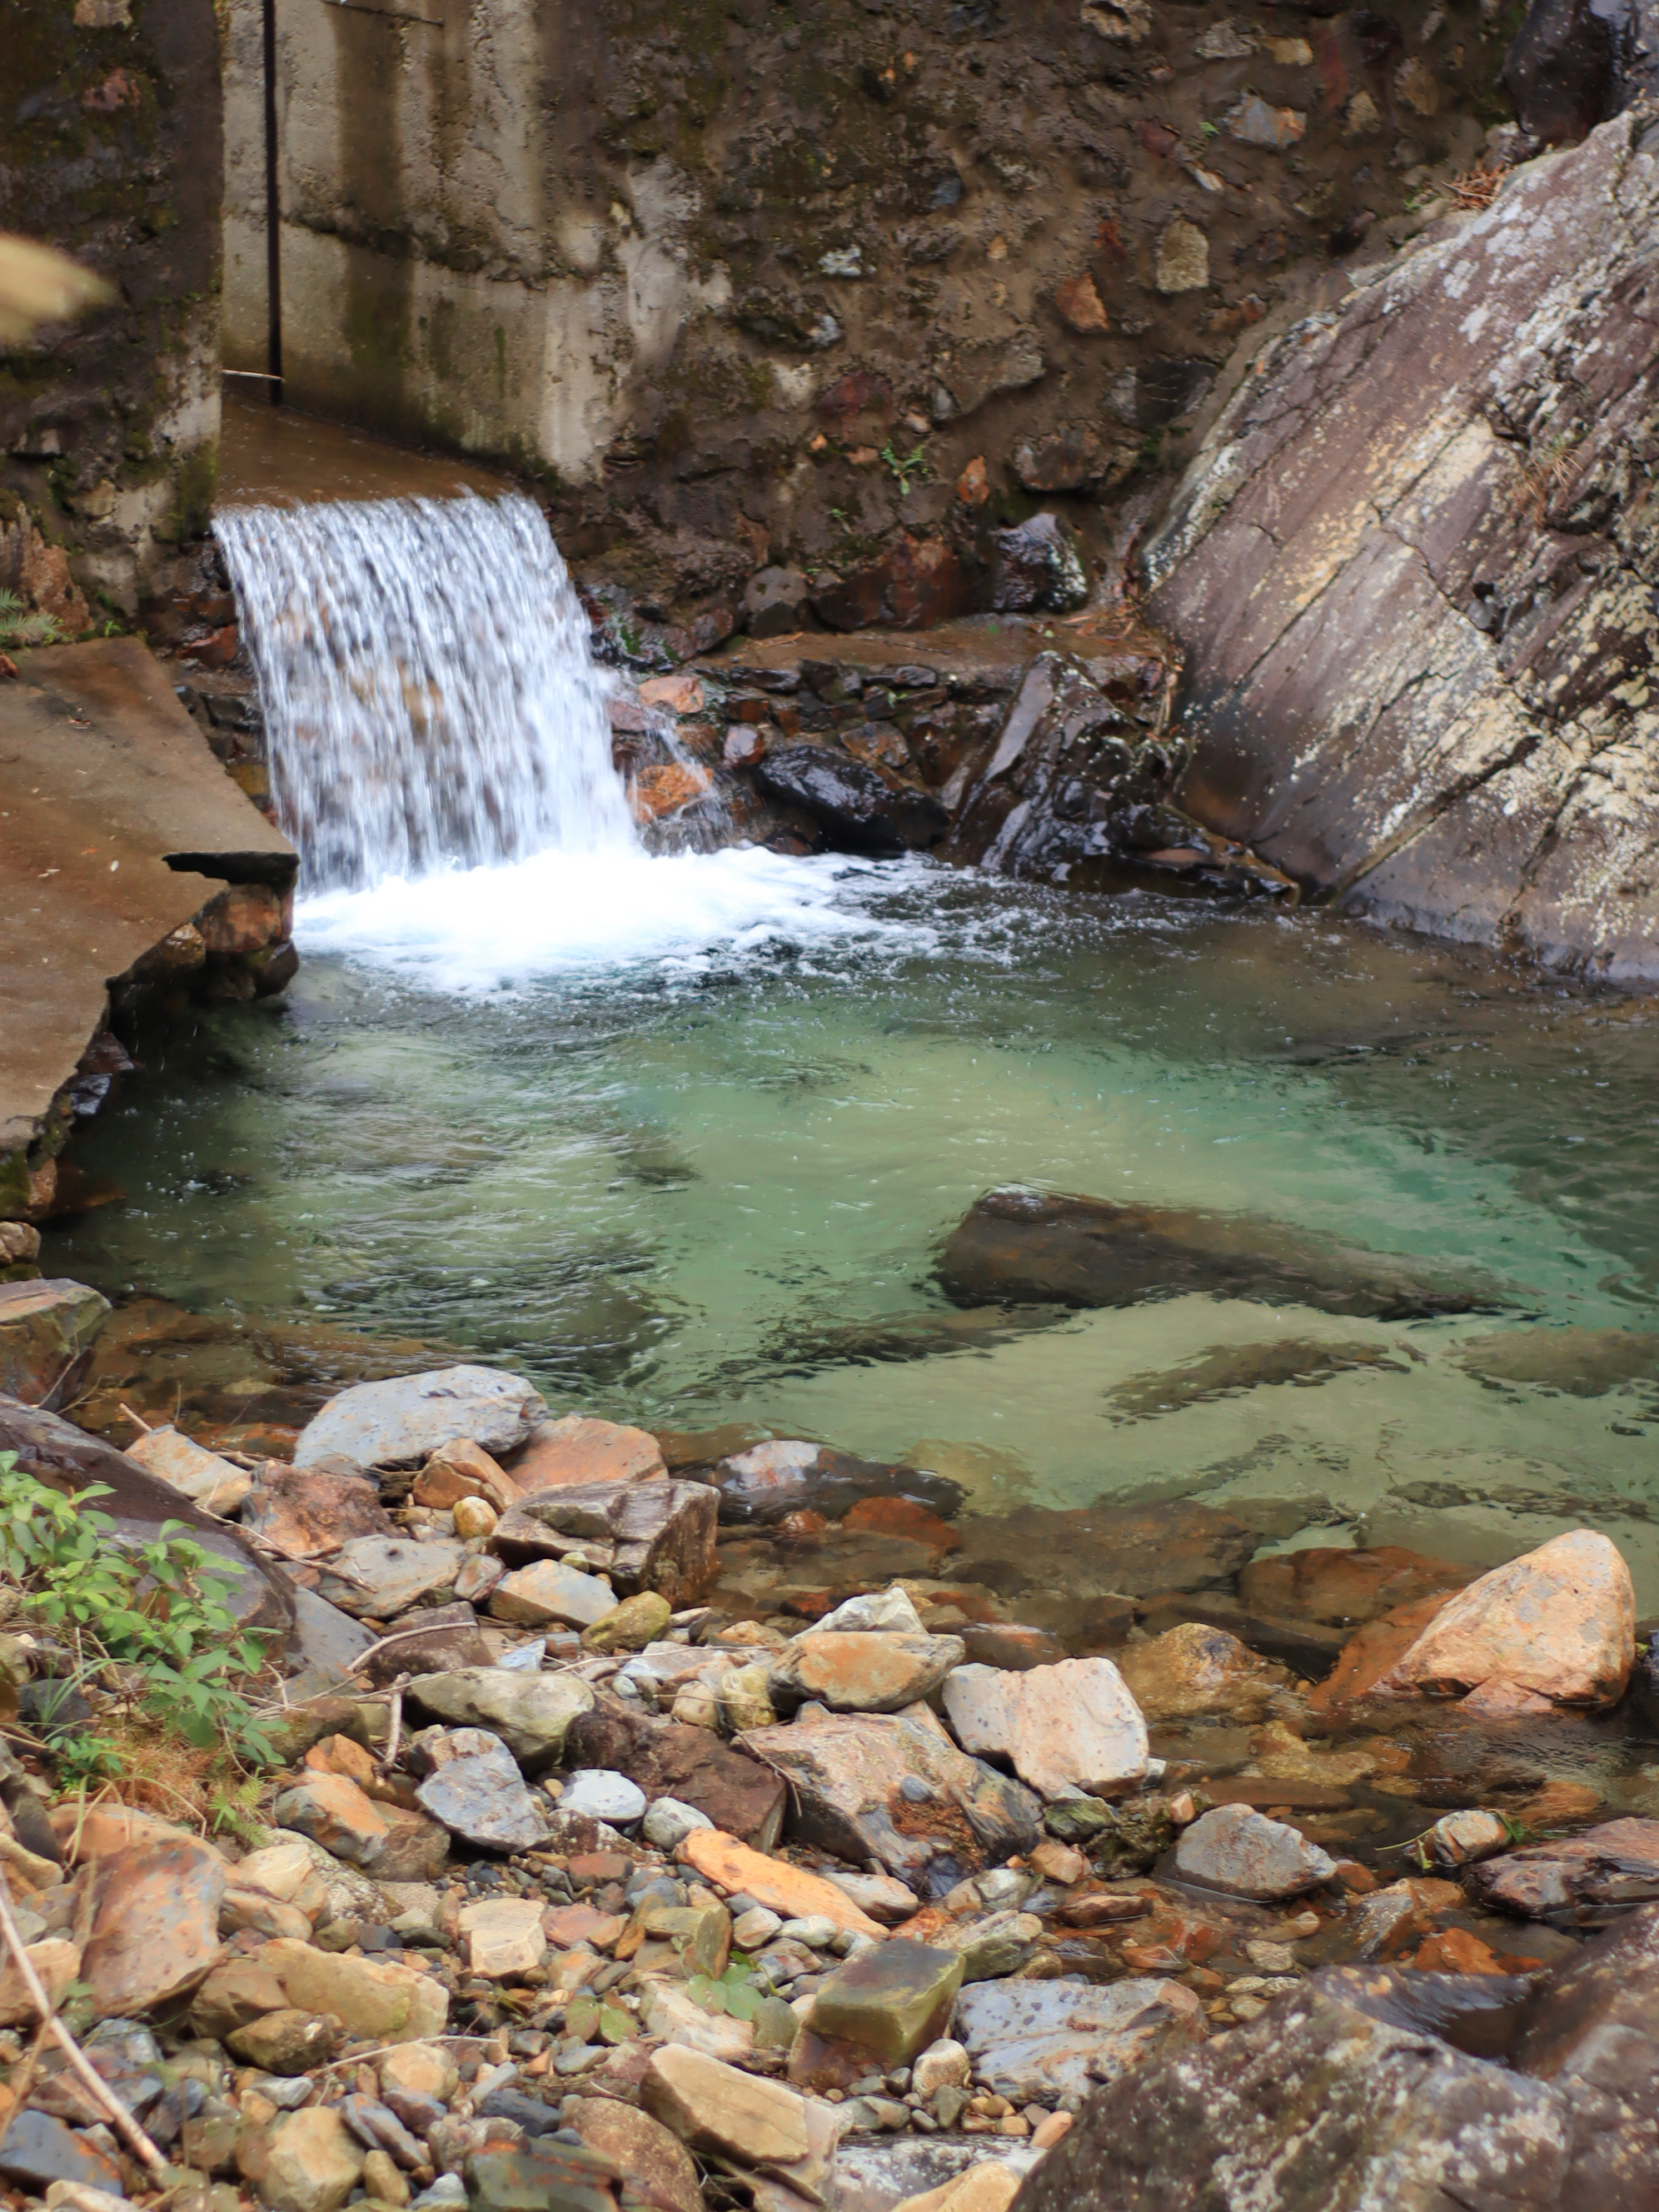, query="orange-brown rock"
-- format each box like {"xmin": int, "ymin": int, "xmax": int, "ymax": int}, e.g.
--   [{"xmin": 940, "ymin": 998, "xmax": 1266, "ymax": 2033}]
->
[
  {"xmin": 1239, "ymin": 1546, "xmax": 1470, "ymax": 1627},
  {"xmin": 842, "ymin": 1496, "xmax": 960, "ymax": 1549},
  {"xmin": 272, "ymin": 1770, "xmax": 391, "ymax": 1867},
  {"xmin": 680, "ymin": 1830, "xmax": 885, "ymax": 1940},
  {"xmin": 1306, "ymin": 1592, "xmax": 1455, "ymax": 1716},
  {"xmin": 305, "ymin": 1732, "xmax": 379, "ymax": 1788},
  {"xmin": 1372, "ymin": 1532, "xmax": 1635, "ymax": 1711},
  {"xmin": 512, "ymin": 1415, "xmax": 668, "ymax": 1492},
  {"xmin": 1412, "ymin": 1926, "xmax": 1542, "ymax": 1976},
  {"xmin": 1054, "ymin": 273, "xmax": 1110, "ymax": 333},
  {"xmin": 633, "ymin": 764, "xmax": 714, "ymax": 823},
  {"xmin": 242, "ymin": 1462, "xmax": 396, "ymax": 1558},
  {"xmin": 414, "ymin": 1437, "xmax": 518, "ymax": 1512},
  {"xmin": 81, "ymin": 1837, "xmax": 227, "ymax": 2018}
]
